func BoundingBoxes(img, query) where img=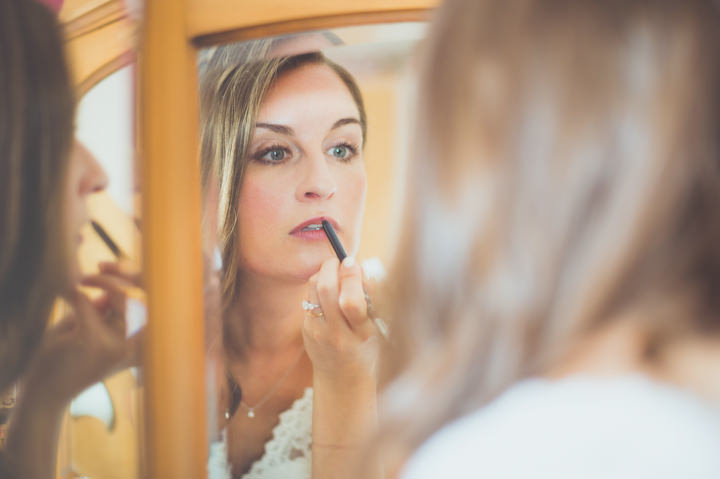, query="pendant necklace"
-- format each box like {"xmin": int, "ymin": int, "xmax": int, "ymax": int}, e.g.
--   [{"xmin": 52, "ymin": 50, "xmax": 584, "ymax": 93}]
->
[{"xmin": 225, "ymin": 347, "xmax": 305, "ymax": 420}]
